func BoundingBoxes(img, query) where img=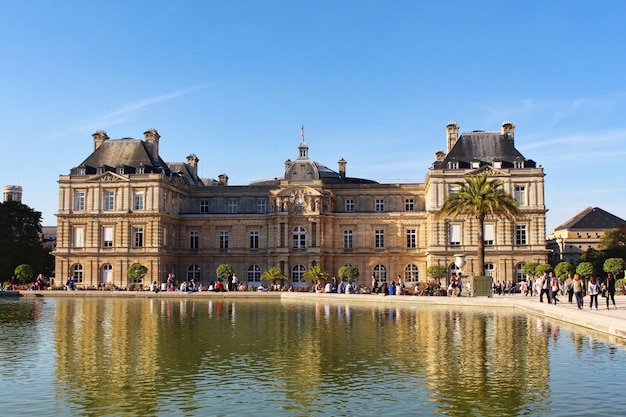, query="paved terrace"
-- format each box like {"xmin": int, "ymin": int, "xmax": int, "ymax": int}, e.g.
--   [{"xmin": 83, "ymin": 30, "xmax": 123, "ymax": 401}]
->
[{"xmin": 13, "ymin": 290, "xmax": 626, "ymax": 341}]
